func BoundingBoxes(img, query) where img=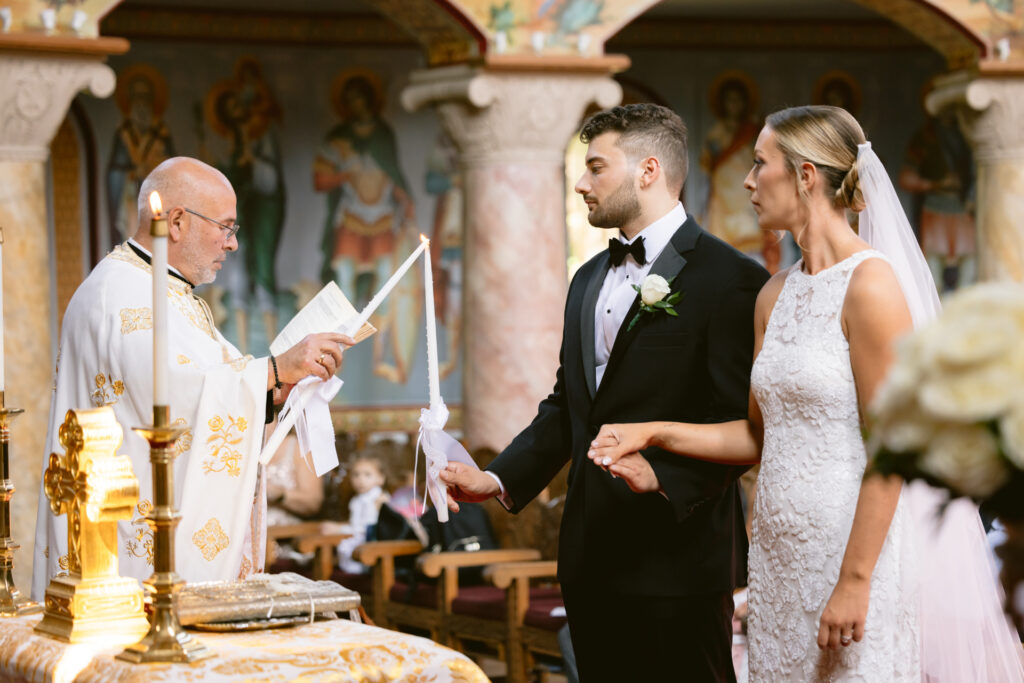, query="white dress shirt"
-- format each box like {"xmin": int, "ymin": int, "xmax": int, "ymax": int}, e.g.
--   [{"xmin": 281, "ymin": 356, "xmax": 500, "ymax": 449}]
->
[
  {"xmin": 594, "ymin": 202, "xmax": 686, "ymax": 388},
  {"xmin": 484, "ymin": 202, "xmax": 687, "ymax": 506}
]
